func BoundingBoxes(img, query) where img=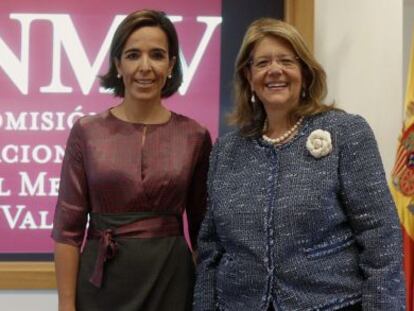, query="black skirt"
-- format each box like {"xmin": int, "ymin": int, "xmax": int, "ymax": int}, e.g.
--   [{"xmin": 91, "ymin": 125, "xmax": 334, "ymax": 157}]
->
[{"xmin": 76, "ymin": 212, "xmax": 195, "ymax": 311}]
